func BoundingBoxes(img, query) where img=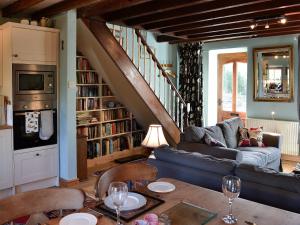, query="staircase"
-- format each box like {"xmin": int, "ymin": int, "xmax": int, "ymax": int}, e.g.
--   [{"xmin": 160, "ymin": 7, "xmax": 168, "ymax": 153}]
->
[{"xmin": 77, "ymin": 19, "xmax": 185, "ymax": 144}]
